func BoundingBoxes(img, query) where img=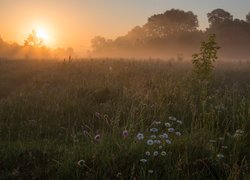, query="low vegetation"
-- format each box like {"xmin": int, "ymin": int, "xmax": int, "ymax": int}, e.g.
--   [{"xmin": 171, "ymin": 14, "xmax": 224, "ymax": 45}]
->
[{"xmin": 0, "ymin": 54, "xmax": 249, "ymax": 179}]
